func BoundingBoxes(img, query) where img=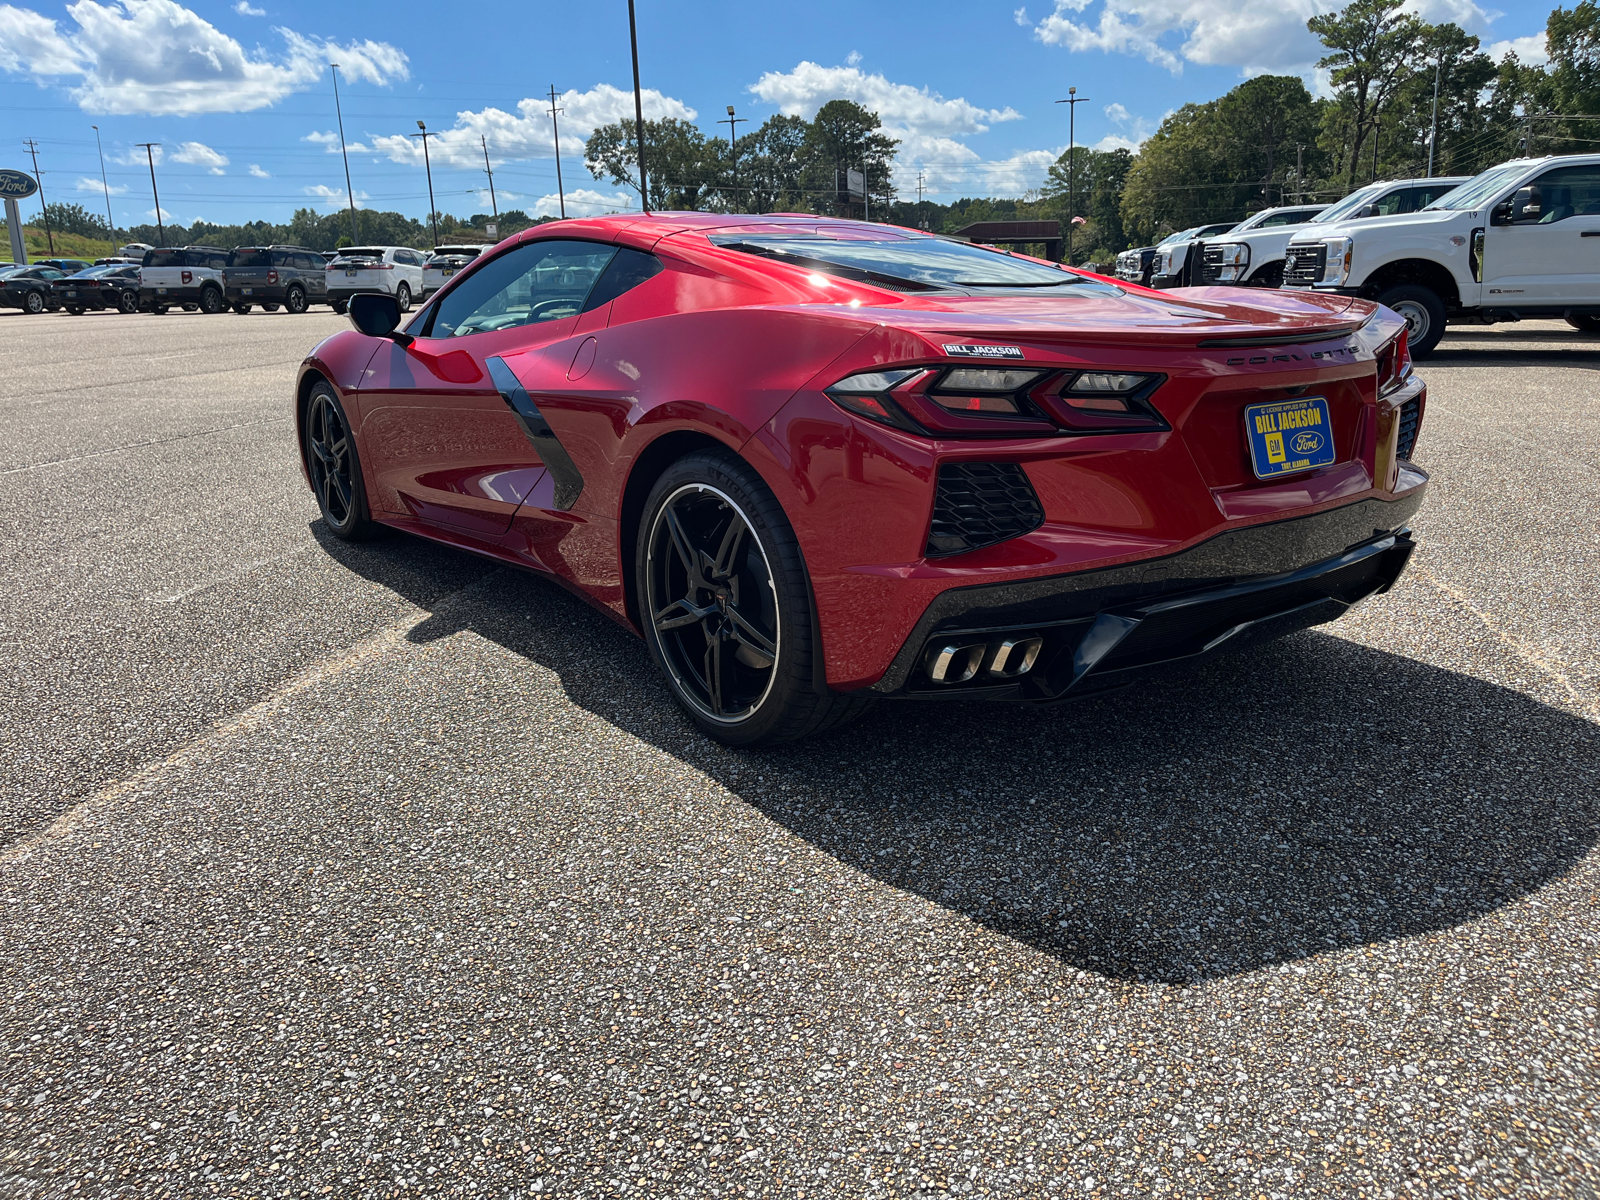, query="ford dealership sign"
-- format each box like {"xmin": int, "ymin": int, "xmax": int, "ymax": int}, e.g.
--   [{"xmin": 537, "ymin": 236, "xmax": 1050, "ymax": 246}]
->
[{"xmin": 0, "ymin": 169, "xmax": 40, "ymax": 199}]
